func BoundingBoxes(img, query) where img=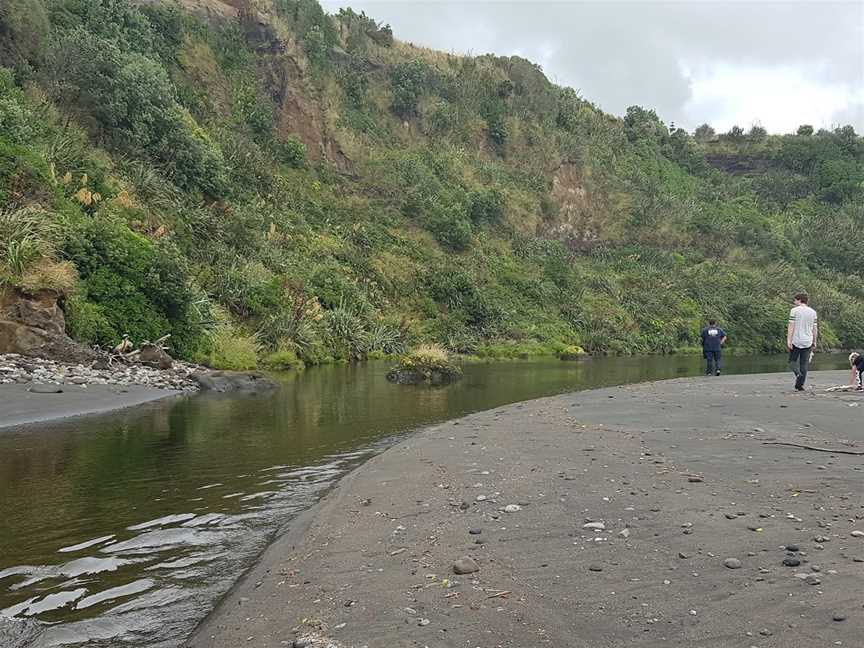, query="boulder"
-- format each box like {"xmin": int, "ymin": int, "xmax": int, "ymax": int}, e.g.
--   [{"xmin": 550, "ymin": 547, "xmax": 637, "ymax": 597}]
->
[
  {"xmin": 386, "ymin": 368, "xmax": 463, "ymax": 385},
  {"xmin": 0, "ymin": 616, "xmax": 44, "ymax": 648},
  {"xmin": 0, "ymin": 287, "xmax": 95, "ymax": 362},
  {"xmin": 191, "ymin": 370, "xmax": 278, "ymax": 393},
  {"xmin": 138, "ymin": 343, "xmax": 173, "ymax": 370}
]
